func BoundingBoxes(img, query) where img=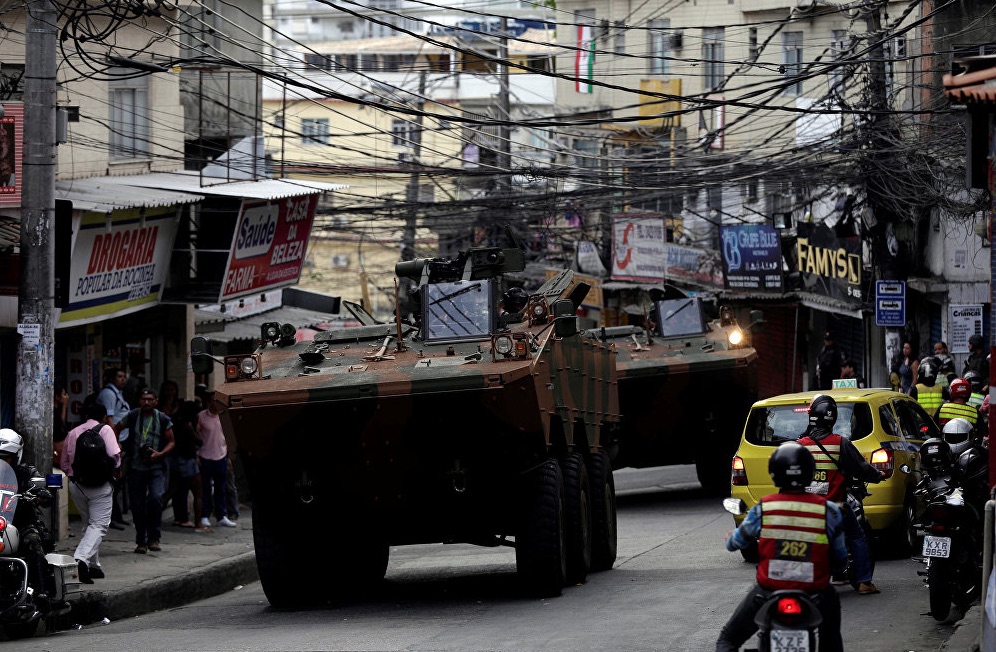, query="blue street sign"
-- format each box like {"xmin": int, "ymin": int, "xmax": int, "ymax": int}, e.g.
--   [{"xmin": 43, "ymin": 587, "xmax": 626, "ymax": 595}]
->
[{"xmin": 875, "ymin": 280, "xmax": 905, "ymax": 327}]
